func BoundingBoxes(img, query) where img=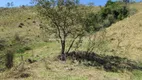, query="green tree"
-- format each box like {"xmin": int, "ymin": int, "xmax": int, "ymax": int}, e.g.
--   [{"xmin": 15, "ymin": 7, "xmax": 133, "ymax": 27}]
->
[
  {"xmin": 36, "ymin": 0, "xmax": 85, "ymax": 61},
  {"xmin": 6, "ymin": 2, "xmax": 11, "ymax": 7},
  {"xmin": 6, "ymin": 2, "xmax": 14, "ymax": 7},
  {"xmin": 10, "ymin": 2, "xmax": 14, "ymax": 7}
]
